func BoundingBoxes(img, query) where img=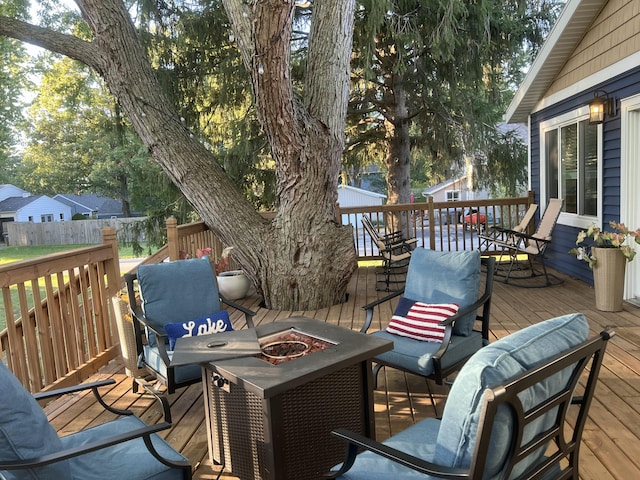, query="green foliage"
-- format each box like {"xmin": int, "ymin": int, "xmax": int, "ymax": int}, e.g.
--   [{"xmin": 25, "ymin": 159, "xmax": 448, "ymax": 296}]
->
[
  {"xmin": 0, "ymin": 0, "xmax": 30, "ymax": 184},
  {"xmin": 346, "ymin": 0, "xmax": 563, "ymax": 195}
]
